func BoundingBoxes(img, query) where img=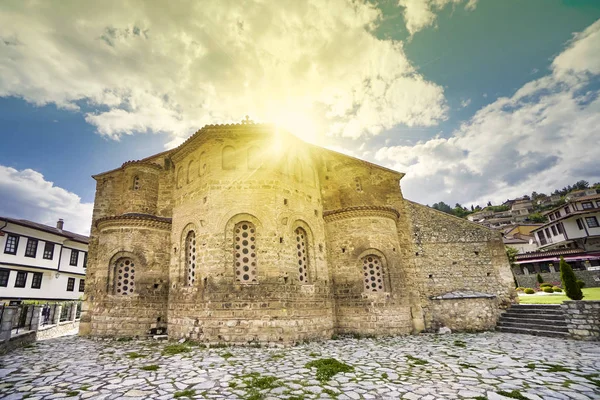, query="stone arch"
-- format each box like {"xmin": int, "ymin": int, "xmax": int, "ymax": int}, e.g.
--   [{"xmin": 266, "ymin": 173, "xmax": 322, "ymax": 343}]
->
[
  {"xmin": 187, "ymin": 159, "xmax": 196, "ymax": 183},
  {"xmin": 224, "ymin": 213, "xmax": 263, "ymax": 284},
  {"xmin": 290, "ymin": 220, "xmax": 316, "ymax": 284},
  {"xmin": 198, "ymin": 151, "xmax": 207, "ymax": 176},
  {"xmin": 222, "ymin": 146, "xmax": 236, "ymax": 170},
  {"xmin": 356, "ymin": 248, "xmax": 391, "ymax": 293},
  {"xmin": 107, "ymin": 251, "xmax": 143, "ymax": 296},
  {"xmin": 176, "ymin": 166, "xmax": 184, "ymax": 188}
]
